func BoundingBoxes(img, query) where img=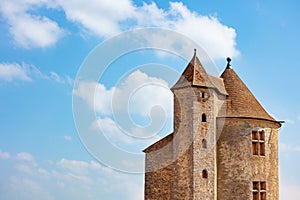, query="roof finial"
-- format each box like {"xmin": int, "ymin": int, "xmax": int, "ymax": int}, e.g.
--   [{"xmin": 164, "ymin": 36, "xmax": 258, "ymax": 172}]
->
[
  {"xmin": 194, "ymin": 48, "xmax": 197, "ymax": 57},
  {"xmin": 226, "ymin": 57, "xmax": 232, "ymax": 69}
]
